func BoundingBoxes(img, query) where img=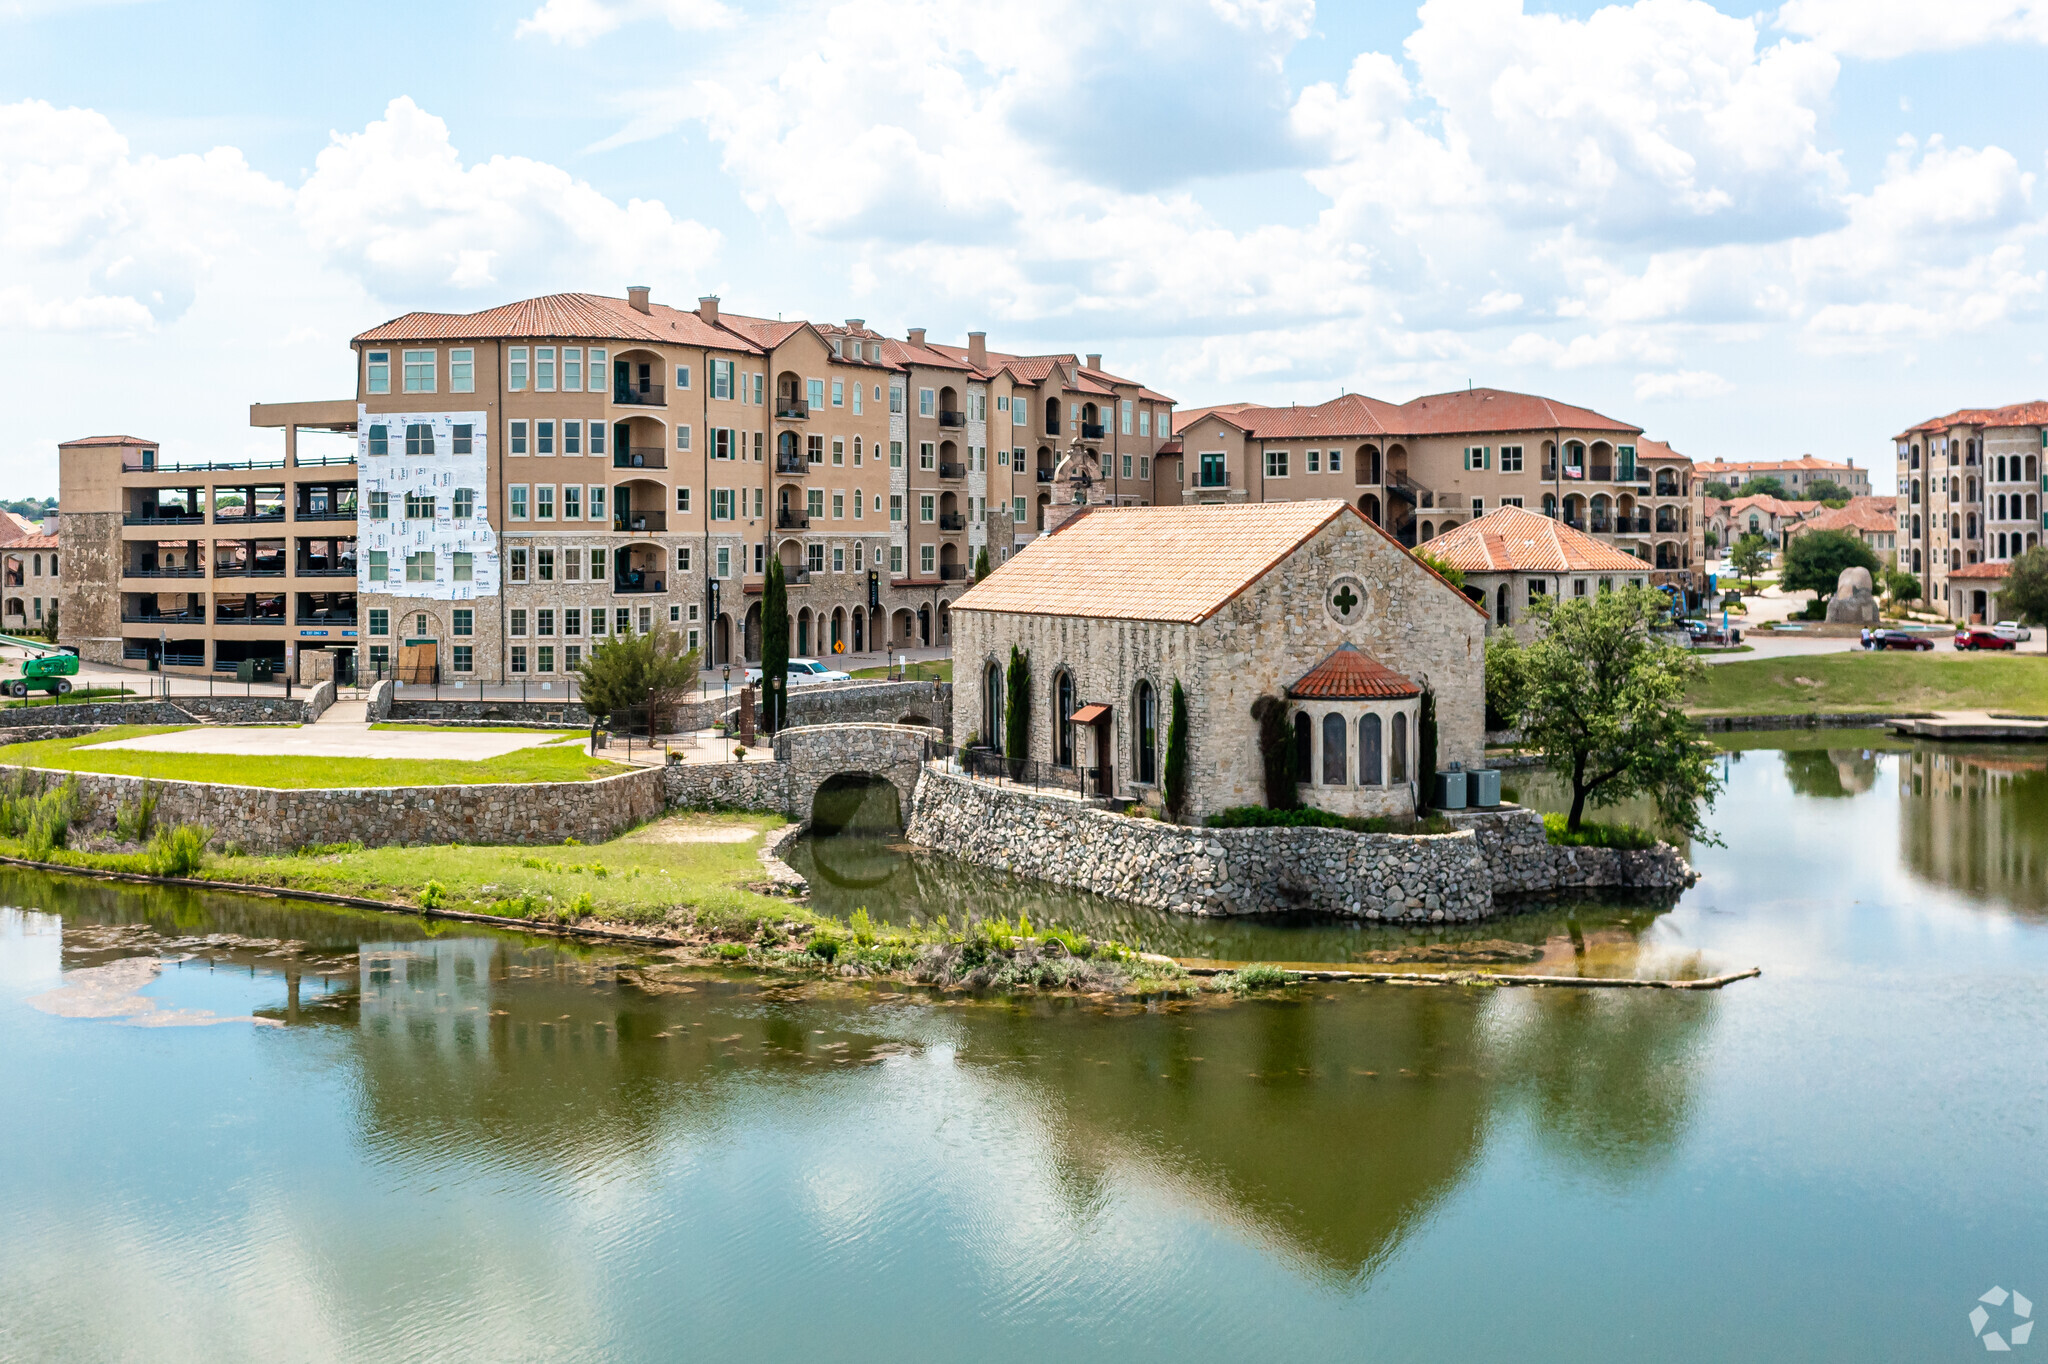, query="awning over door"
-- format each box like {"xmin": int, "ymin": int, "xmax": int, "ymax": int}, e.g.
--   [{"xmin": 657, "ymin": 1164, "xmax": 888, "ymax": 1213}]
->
[{"xmin": 1069, "ymin": 703, "xmax": 1110, "ymax": 724}]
